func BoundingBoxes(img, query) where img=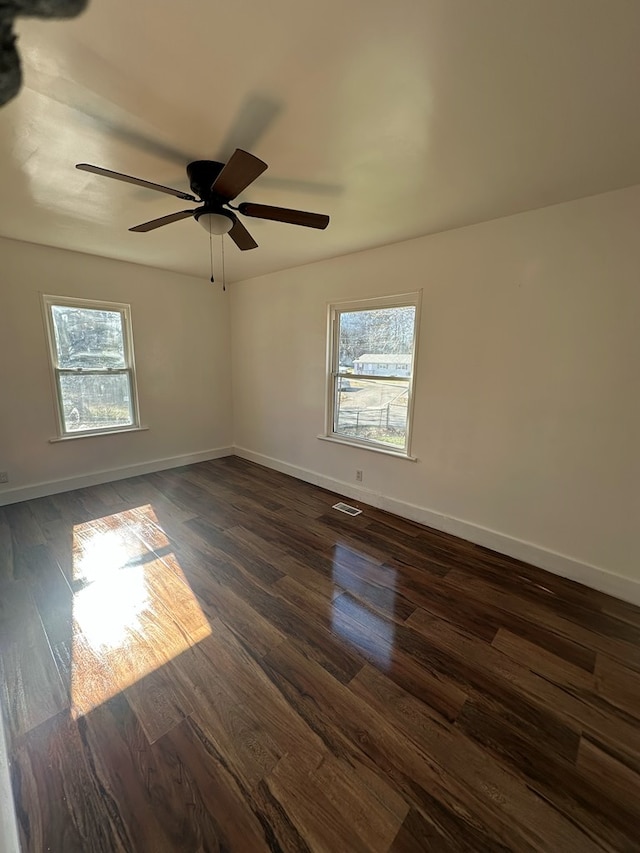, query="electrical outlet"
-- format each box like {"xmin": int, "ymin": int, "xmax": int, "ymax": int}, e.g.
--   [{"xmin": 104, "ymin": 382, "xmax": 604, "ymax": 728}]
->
[
  {"xmin": 355, "ymin": 470, "xmax": 363, "ymax": 482},
  {"xmin": 0, "ymin": 471, "xmax": 8, "ymax": 484}
]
